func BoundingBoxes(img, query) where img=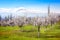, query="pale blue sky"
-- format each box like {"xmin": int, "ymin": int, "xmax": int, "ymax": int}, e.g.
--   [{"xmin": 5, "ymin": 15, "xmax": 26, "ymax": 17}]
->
[{"xmin": 0, "ymin": 0, "xmax": 60, "ymax": 17}]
